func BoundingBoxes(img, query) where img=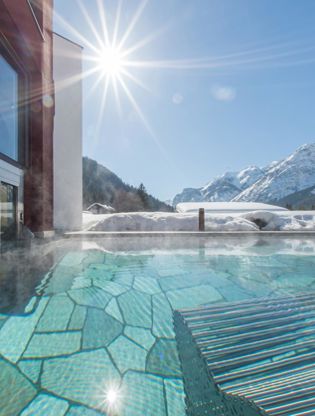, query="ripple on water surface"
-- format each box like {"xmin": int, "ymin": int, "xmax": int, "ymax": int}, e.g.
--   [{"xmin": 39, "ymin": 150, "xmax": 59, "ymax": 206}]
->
[{"xmin": 1, "ymin": 238, "xmax": 315, "ymax": 415}]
